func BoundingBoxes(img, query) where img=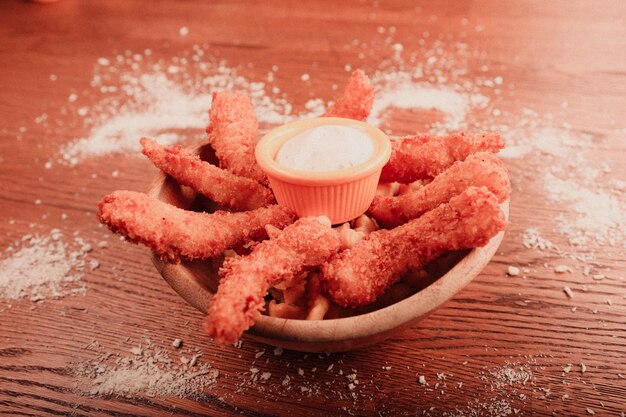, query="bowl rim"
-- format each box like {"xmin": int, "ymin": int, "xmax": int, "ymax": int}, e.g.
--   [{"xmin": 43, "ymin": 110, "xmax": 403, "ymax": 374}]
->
[
  {"xmin": 147, "ymin": 143, "xmax": 508, "ymax": 347},
  {"xmin": 254, "ymin": 117, "xmax": 391, "ymax": 185}
]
